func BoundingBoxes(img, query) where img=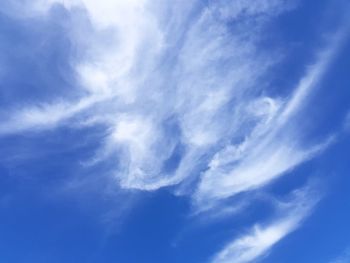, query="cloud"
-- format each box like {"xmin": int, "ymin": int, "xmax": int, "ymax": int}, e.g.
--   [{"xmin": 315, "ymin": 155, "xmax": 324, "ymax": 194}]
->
[
  {"xmin": 343, "ymin": 111, "xmax": 350, "ymax": 132},
  {"xmin": 329, "ymin": 248, "xmax": 350, "ymax": 263},
  {"xmin": 0, "ymin": 95, "xmax": 100, "ymax": 134},
  {"xmin": 211, "ymin": 186, "xmax": 320, "ymax": 263},
  {"xmin": 0, "ymin": 0, "xmax": 346, "ymax": 207},
  {"xmin": 1, "ymin": 2, "xmax": 349, "ymax": 262},
  {"xmin": 193, "ymin": 44, "xmax": 341, "ymax": 208}
]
